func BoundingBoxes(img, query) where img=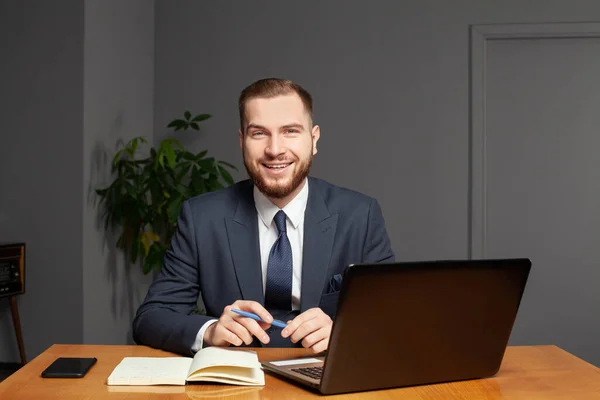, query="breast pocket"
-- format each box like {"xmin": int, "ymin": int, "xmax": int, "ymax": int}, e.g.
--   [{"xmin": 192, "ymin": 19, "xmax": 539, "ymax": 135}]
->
[{"xmin": 318, "ymin": 291, "xmax": 340, "ymax": 319}]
